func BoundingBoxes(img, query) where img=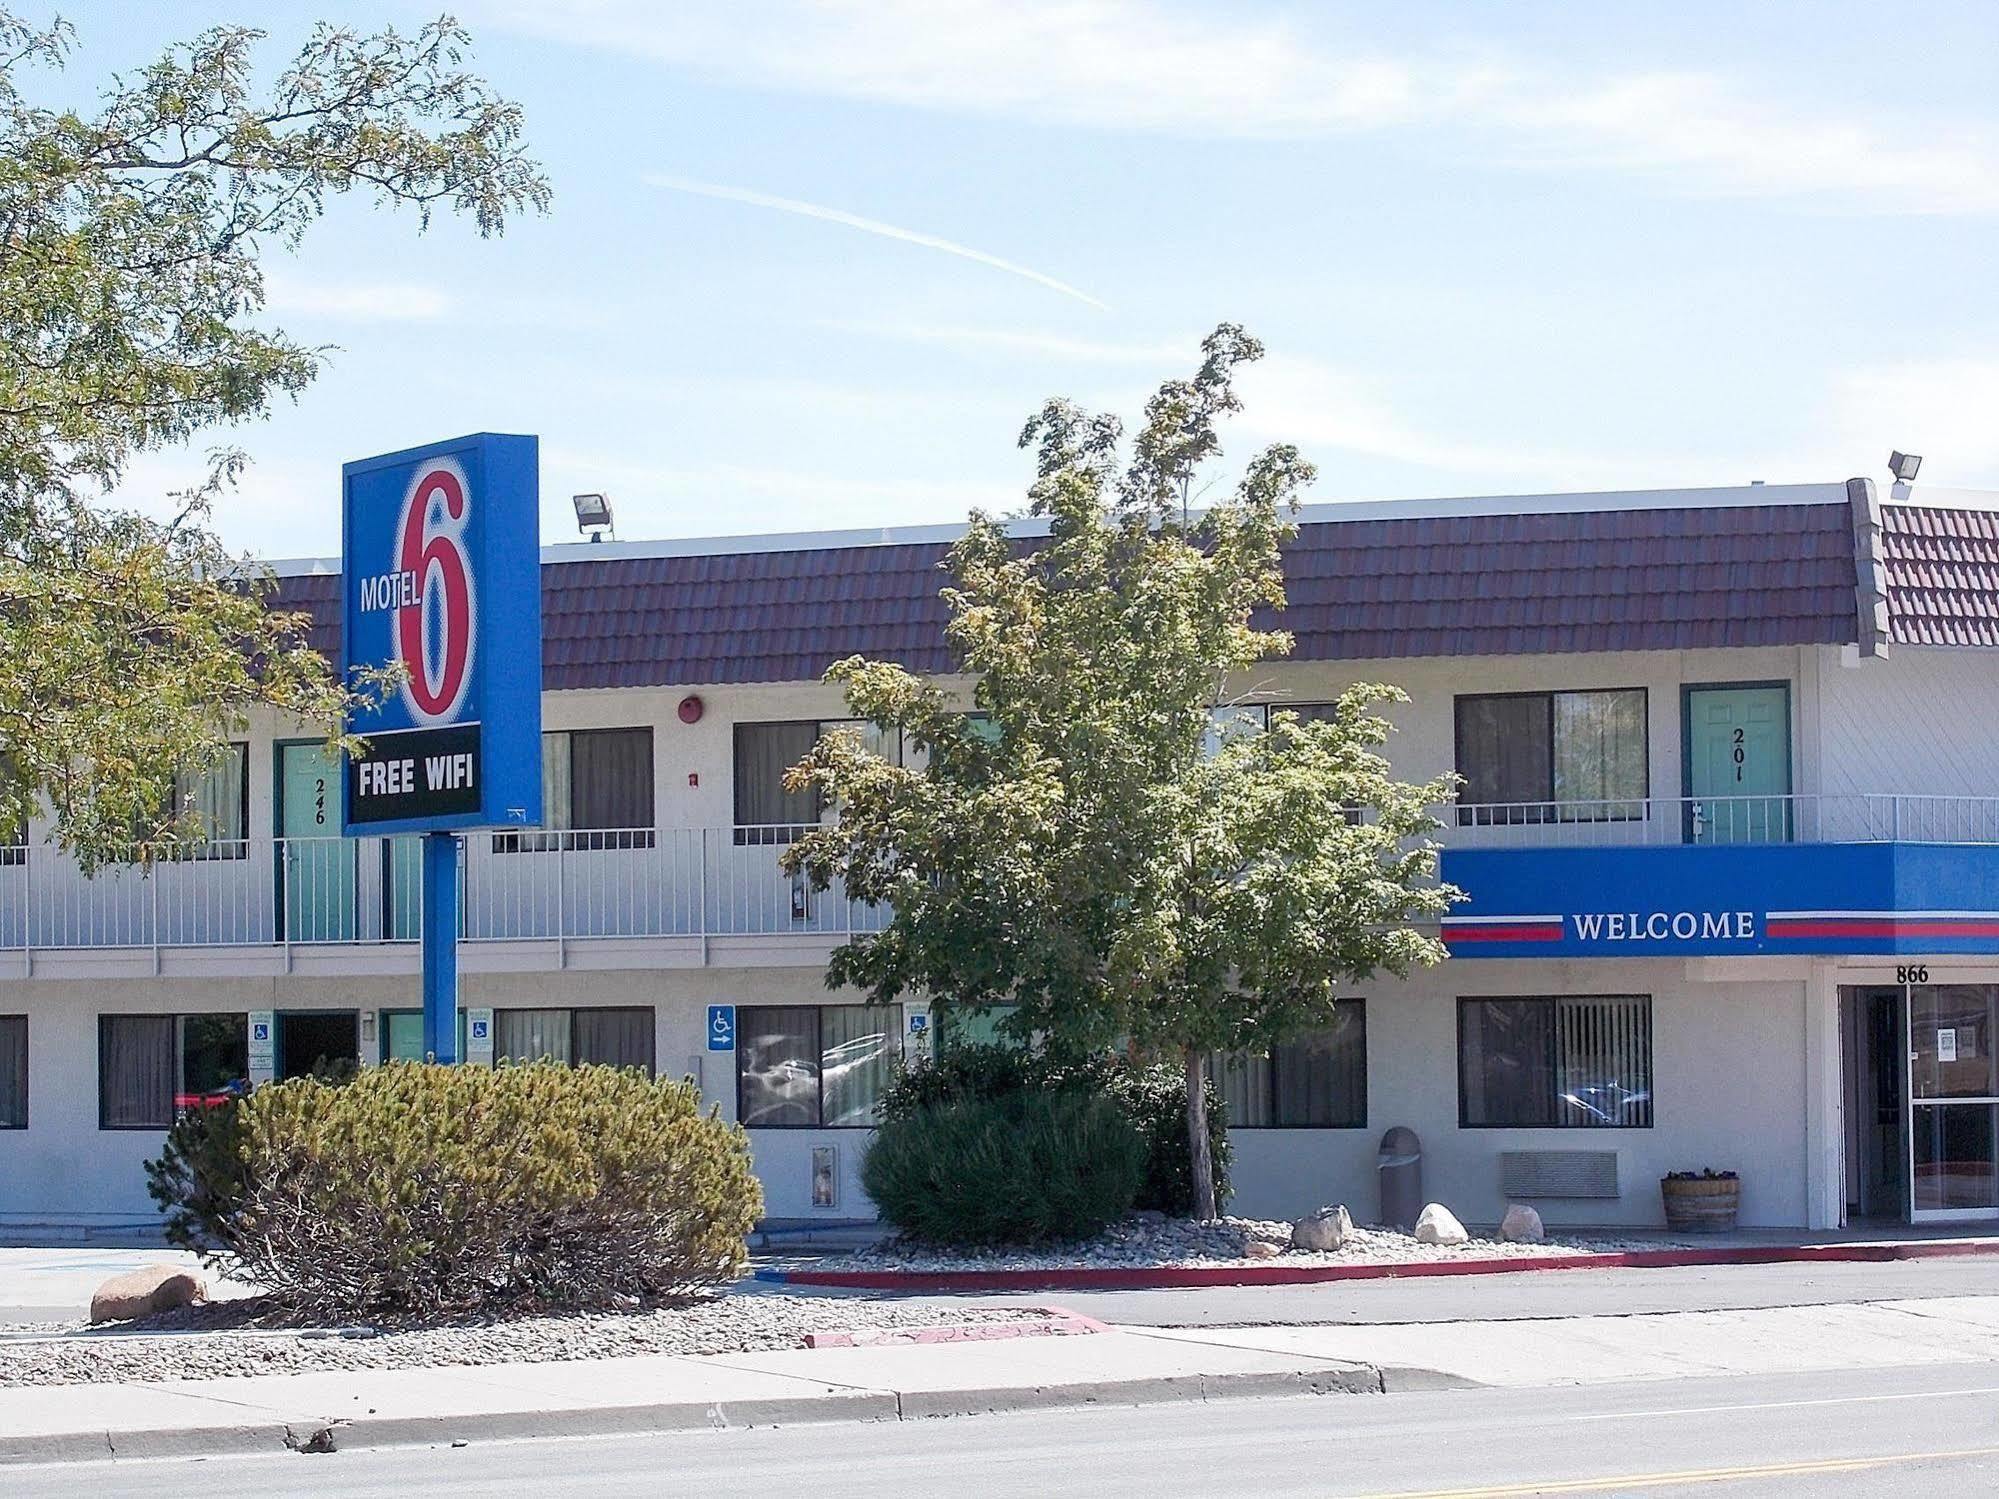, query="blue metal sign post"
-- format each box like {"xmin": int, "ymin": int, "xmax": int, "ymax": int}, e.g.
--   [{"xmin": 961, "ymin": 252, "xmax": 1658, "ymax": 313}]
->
[{"xmin": 341, "ymin": 434, "xmax": 542, "ymax": 1063}]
